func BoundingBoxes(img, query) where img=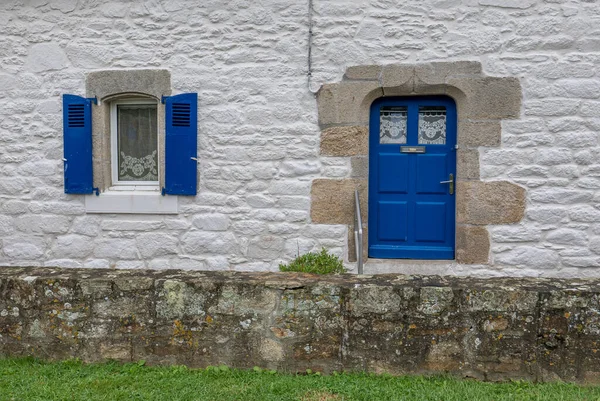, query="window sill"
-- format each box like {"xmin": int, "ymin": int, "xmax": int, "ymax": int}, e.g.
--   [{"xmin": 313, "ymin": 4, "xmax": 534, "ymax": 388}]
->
[{"xmin": 84, "ymin": 190, "xmax": 178, "ymax": 214}]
